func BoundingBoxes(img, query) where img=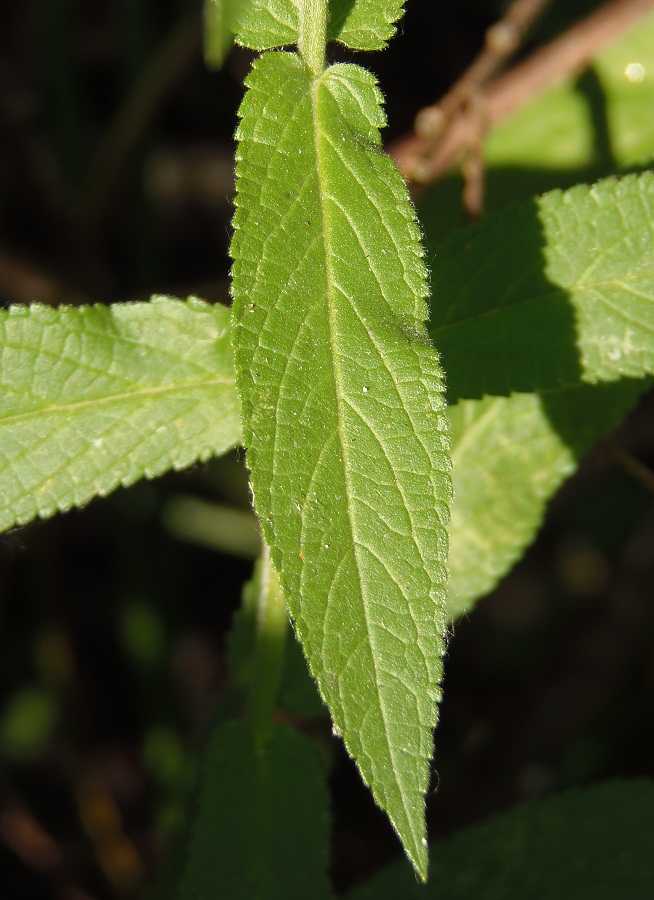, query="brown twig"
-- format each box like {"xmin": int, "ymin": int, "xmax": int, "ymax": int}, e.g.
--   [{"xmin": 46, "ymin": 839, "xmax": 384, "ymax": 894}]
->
[
  {"xmin": 414, "ymin": 0, "xmax": 552, "ymax": 145},
  {"xmin": 603, "ymin": 440, "xmax": 654, "ymax": 494},
  {"xmin": 390, "ymin": 0, "xmax": 654, "ymax": 189},
  {"xmin": 415, "ymin": 0, "xmax": 553, "ymax": 218}
]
